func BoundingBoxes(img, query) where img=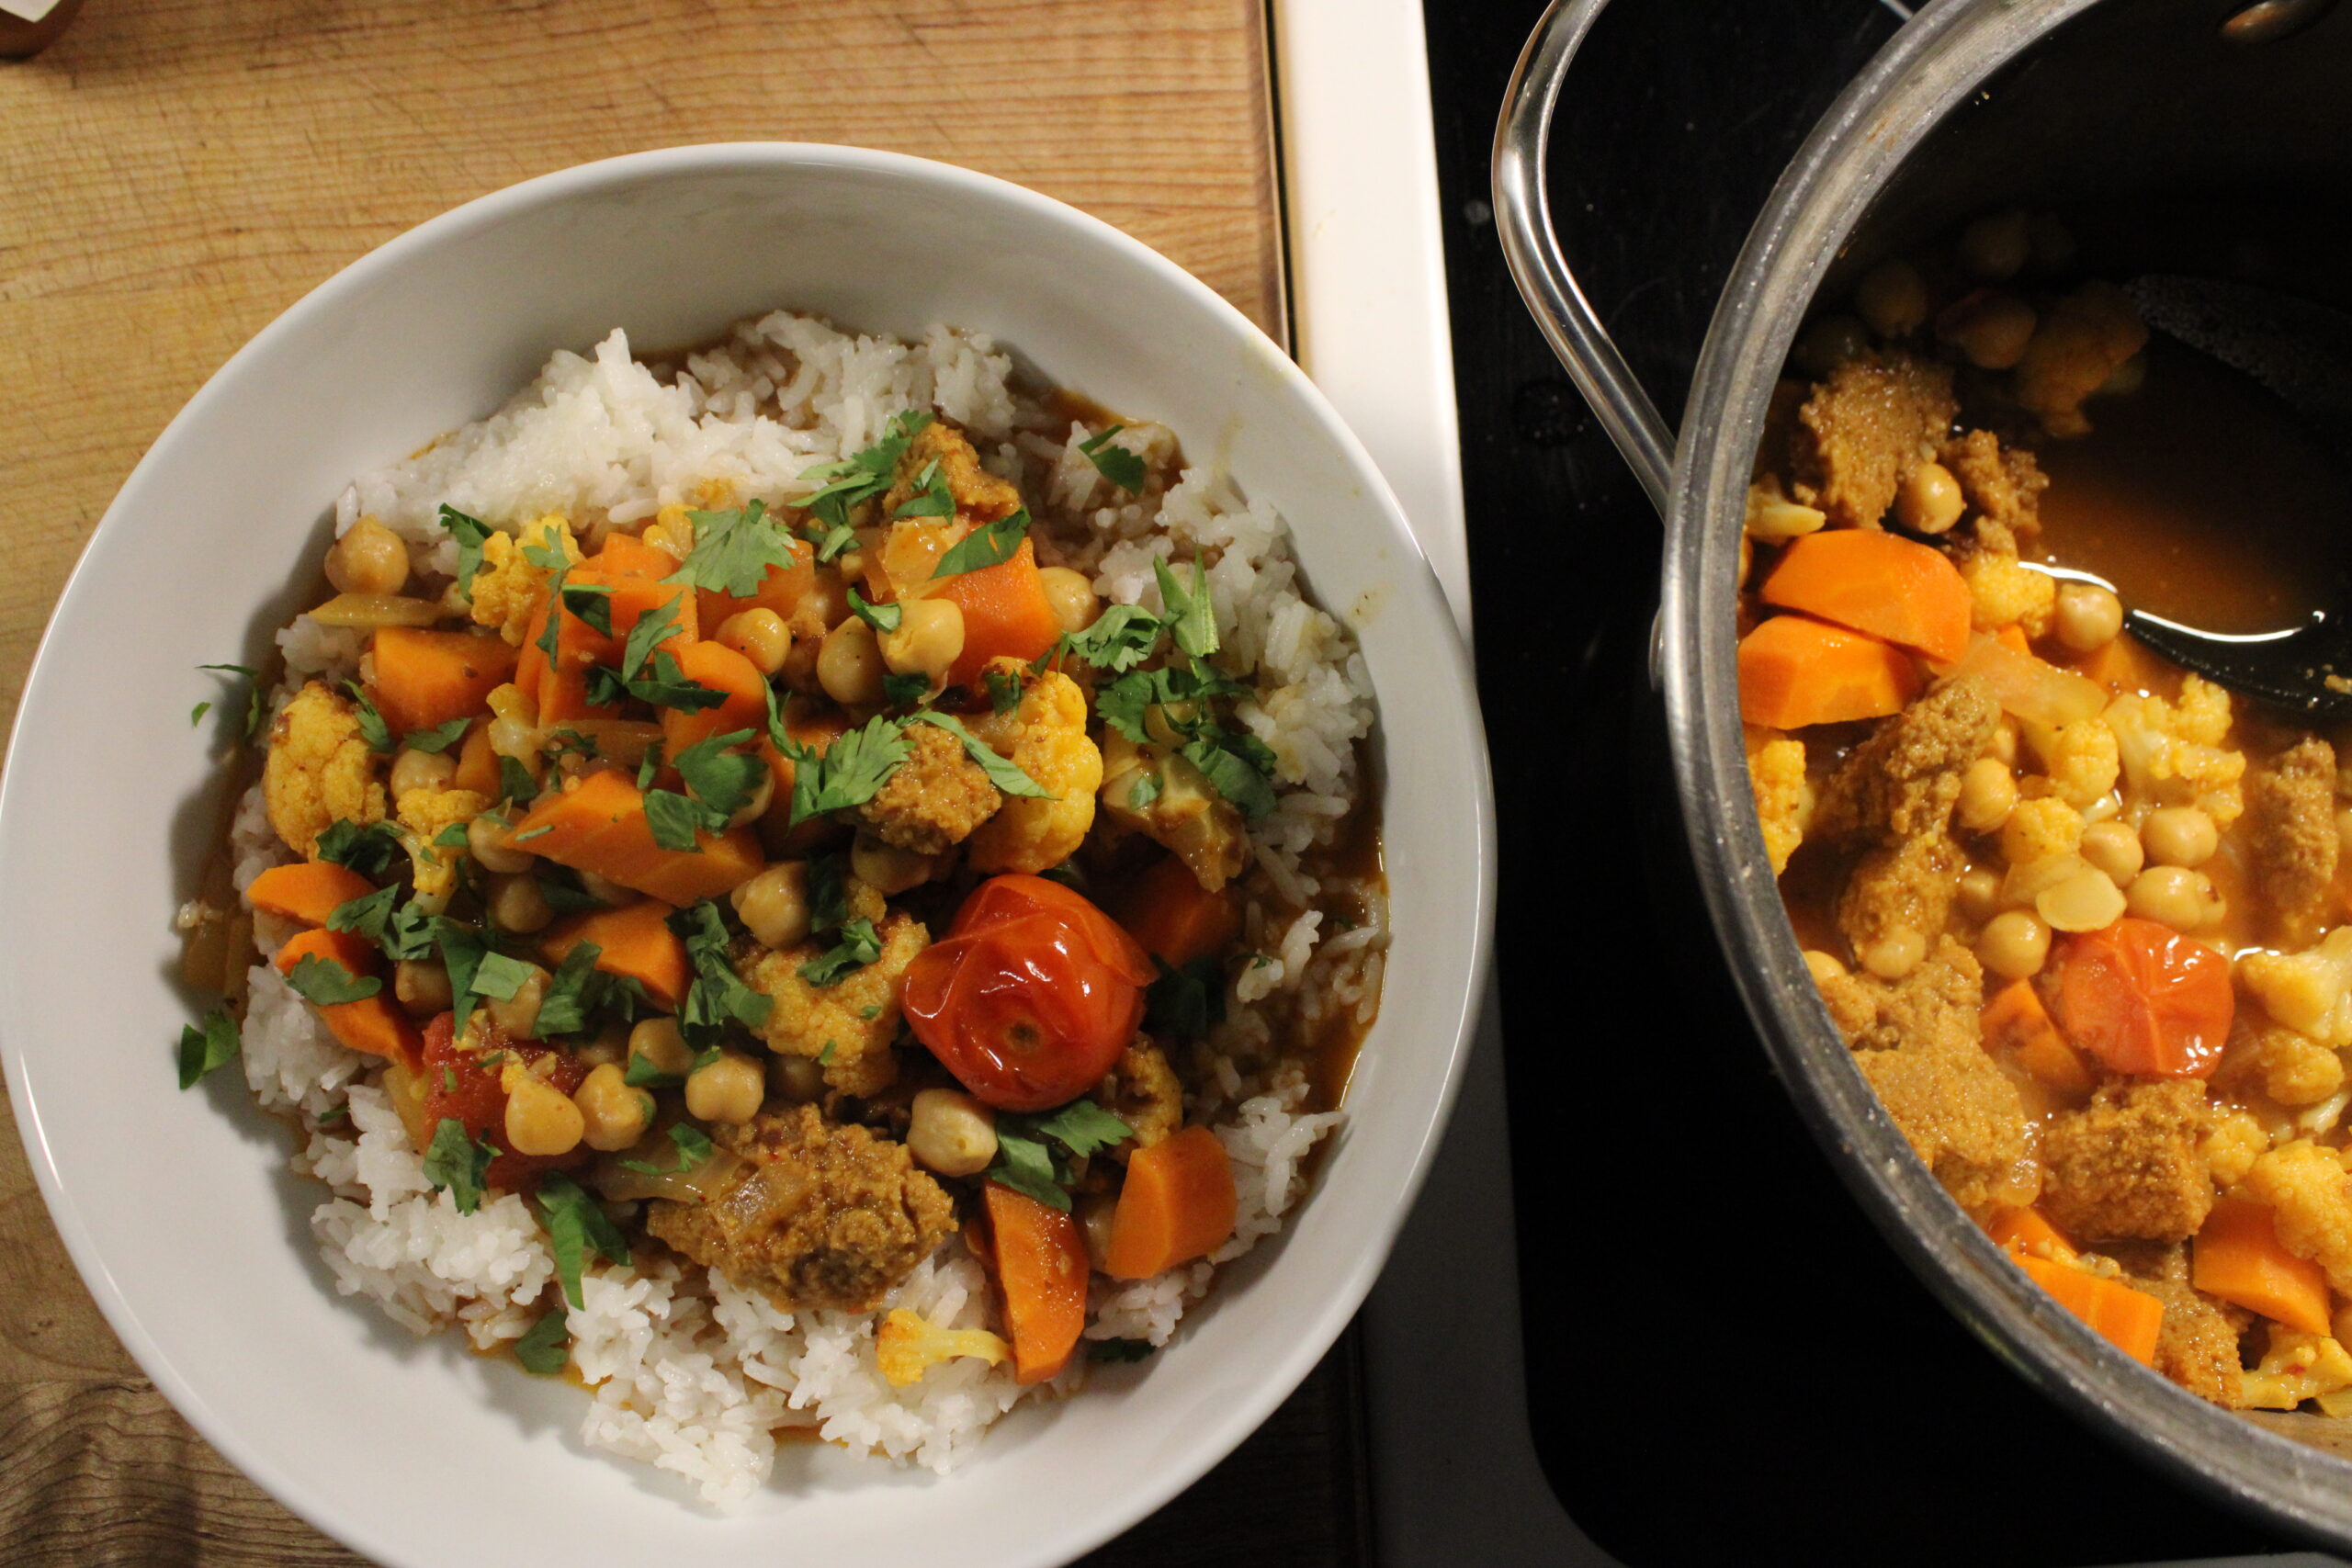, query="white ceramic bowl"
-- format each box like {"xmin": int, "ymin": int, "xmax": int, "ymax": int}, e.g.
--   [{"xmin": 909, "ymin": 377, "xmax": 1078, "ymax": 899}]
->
[{"xmin": 0, "ymin": 144, "xmax": 1491, "ymax": 1567}]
